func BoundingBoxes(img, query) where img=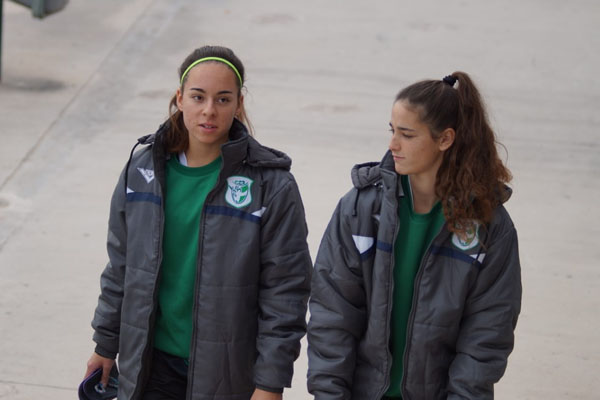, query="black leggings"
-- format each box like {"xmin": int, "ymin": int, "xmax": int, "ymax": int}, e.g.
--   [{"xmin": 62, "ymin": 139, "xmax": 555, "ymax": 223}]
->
[{"xmin": 142, "ymin": 349, "xmax": 188, "ymax": 400}]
